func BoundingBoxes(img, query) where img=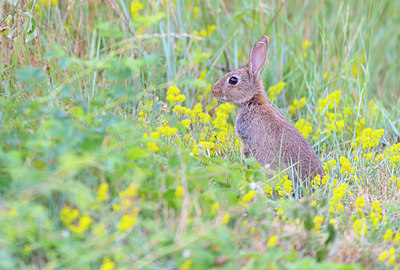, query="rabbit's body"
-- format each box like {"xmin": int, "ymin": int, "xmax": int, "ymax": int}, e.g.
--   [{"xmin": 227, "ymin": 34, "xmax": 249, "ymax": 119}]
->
[
  {"xmin": 212, "ymin": 36, "xmax": 324, "ymax": 183},
  {"xmin": 236, "ymin": 91, "xmax": 324, "ymax": 181}
]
